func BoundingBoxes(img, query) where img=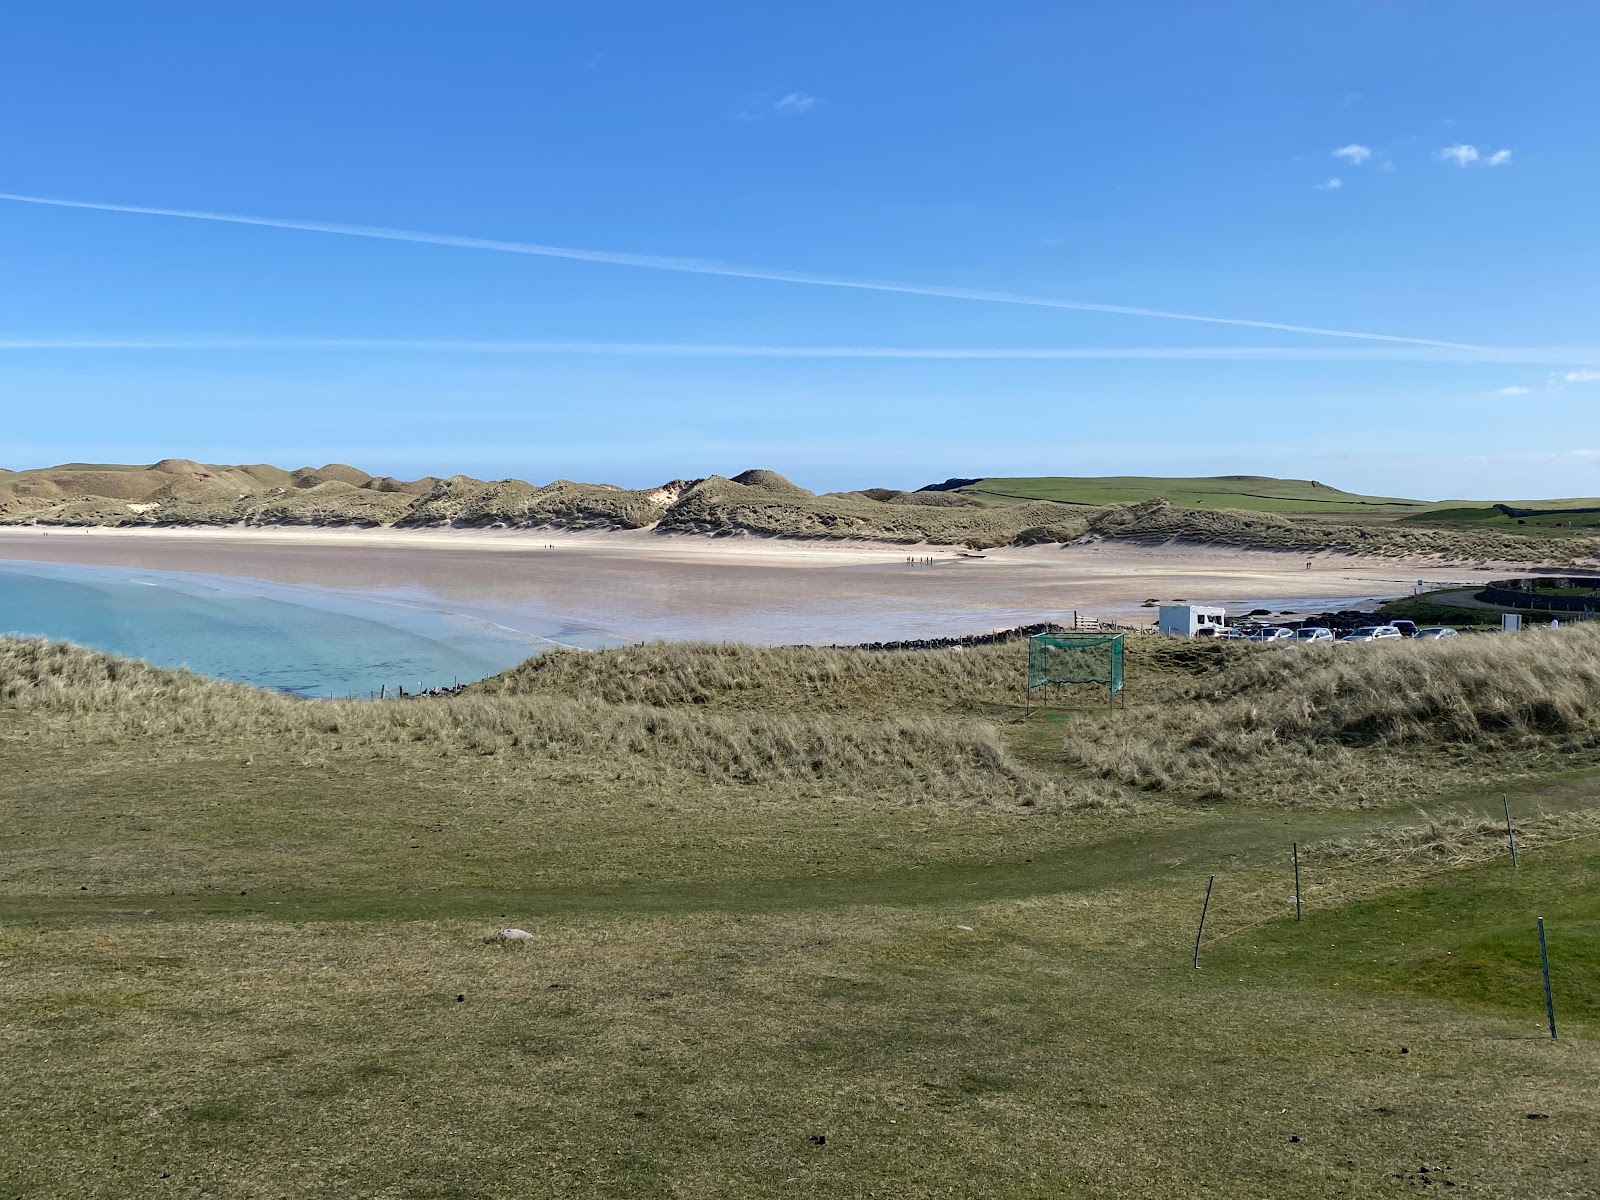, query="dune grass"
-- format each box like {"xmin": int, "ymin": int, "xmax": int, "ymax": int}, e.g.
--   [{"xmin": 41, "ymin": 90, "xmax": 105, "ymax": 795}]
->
[
  {"xmin": 1, "ymin": 632, "xmax": 1597, "ymax": 1196},
  {"xmin": 9, "ymin": 460, "xmax": 1600, "ymax": 561},
  {"xmin": 1066, "ymin": 623, "xmax": 1600, "ymax": 807}
]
